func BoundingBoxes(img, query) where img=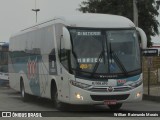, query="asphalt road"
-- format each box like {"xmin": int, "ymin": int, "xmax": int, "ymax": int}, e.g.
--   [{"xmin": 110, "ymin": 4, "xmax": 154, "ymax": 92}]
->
[{"xmin": 0, "ymin": 87, "xmax": 160, "ymax": 119}]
